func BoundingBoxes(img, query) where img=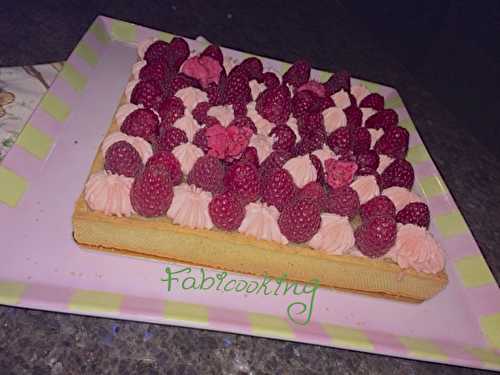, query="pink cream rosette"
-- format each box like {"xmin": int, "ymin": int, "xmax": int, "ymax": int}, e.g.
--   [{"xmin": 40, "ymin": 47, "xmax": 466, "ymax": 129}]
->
[{"xmin": 386, "ymin": 224, "xmax": 445, "ymax": 274}]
